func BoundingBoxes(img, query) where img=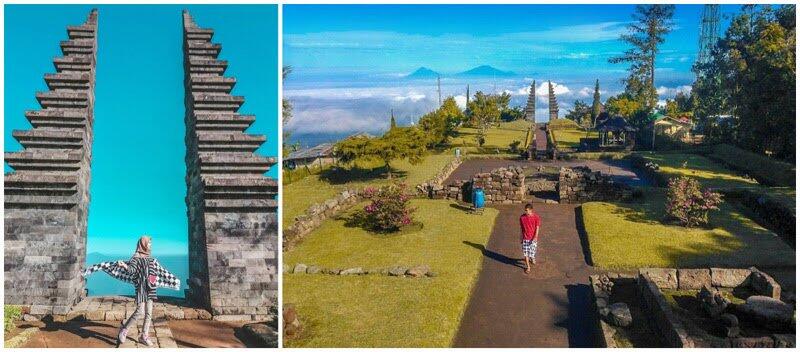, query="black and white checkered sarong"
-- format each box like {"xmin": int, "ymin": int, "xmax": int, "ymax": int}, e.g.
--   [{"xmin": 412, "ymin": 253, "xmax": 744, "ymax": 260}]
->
[{"xmin": 522, "ymin": 239, "xmax": 538, "ymax": 259}]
